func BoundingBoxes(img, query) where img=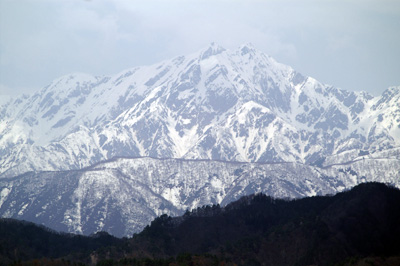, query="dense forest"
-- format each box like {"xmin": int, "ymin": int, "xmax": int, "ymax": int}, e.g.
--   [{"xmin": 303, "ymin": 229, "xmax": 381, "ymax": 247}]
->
[{"xmin": 1, "ymin": 182, "xmax": 400, "ymax": 265}]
